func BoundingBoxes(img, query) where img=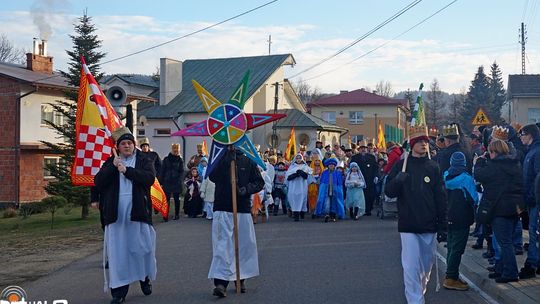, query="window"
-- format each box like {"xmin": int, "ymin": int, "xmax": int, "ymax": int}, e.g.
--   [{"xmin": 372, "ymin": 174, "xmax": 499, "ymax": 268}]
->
[
  {"xmin": 138, "ymin": 128, "xmax": 146, "ymax": 136},
  {"xmin": 41, "ymin": 104, "xmax": 65, "ymax": 126},
  {"xmin": 352, "ymin": 135, "xmax": 364, "ymax": 144},
  {"xmin": 43, "ymin": 156, "xmax": 65, "ymax": 178},
  {"xmin": 528, "ymin": 108, "xmax": 540, "ymax": 123},
  {"xmin": 321, "ymin": 111, "xmax": 336, "ymax": 124},
  {"xmin": 154, "ymin": 128, "xmax": 171, "ymax": 137},
  {"xmin": 349, "ymin": 111, "xmax": 364, "ymax": 124}
]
